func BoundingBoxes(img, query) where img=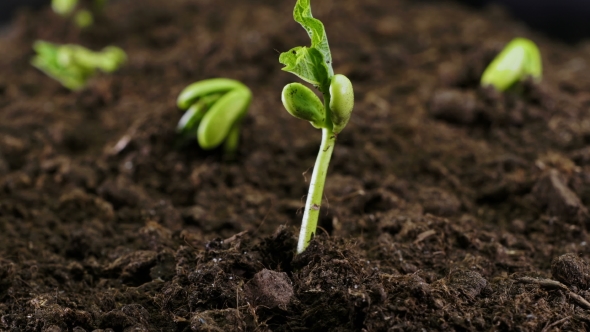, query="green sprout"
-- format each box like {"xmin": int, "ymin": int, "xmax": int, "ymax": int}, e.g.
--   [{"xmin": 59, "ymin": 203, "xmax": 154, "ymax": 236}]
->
[
  {"xmin": 176, "ymin": 78, "xmax": 252, "ymax": 157},
  {"xmin": 51, "ymin": 0, "xmax": 106, "ymax": 28},
  {"xmin": 51, "ymin": 0, "xmax": 78, "ymax": 16},
  {"xmin": 279, "ymin": 0, "xmax": 354, "ymax": 254},
  {"xmin": 31, "ymin": 40, "xmax": 126, "ymax": 90},
  {"xmin": 481, "ymin": 38, "xmax": 542, "ymax": 91}
]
